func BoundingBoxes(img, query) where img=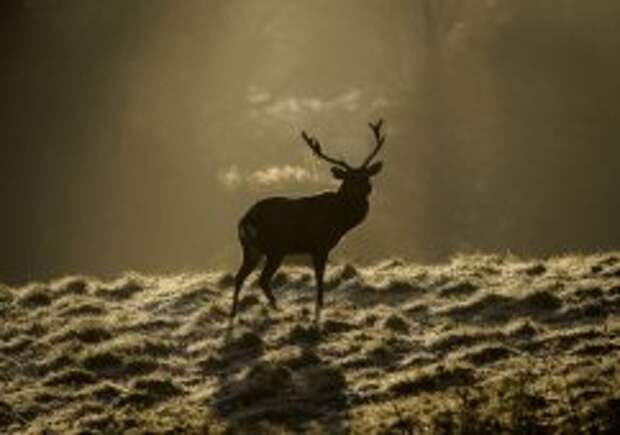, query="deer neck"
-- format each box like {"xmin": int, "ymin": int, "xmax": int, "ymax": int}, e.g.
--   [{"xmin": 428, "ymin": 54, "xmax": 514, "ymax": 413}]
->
[{"xmin": 336, "ymin": 191, "xmax": 369, "ymax": 230}]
